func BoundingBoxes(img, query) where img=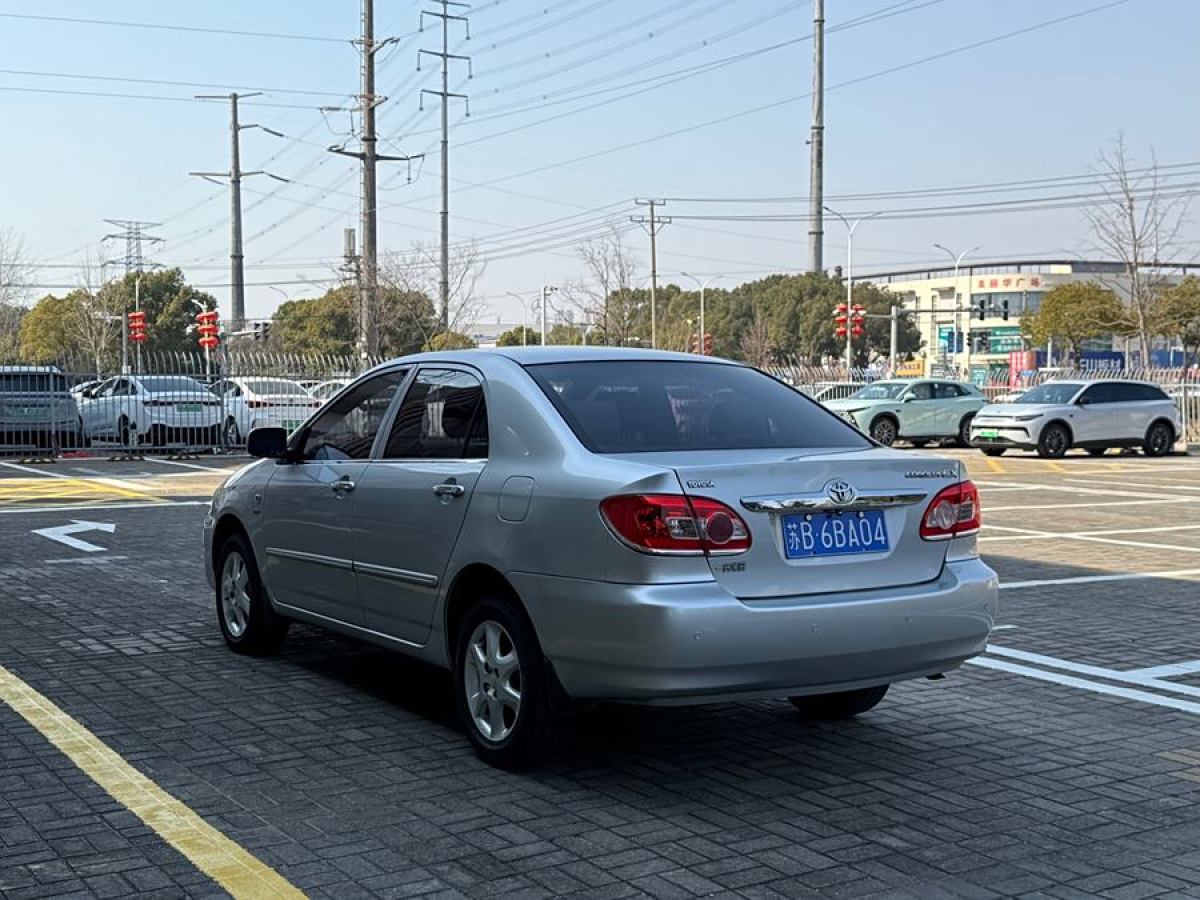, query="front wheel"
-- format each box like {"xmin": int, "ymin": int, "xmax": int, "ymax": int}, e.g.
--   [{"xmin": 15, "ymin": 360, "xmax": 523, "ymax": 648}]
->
[
  {"xmin": 1143, "ymin": 421, "xmax": 1174, "ymax": 457},
  {"xmin": 454, "ymin": 596, "xmax": 558, "ymax": 770},
  {"xmin": 223, "ymin": 417, "xmax": 242, "ymax": 446},
  {"xmin": 1036, "ymin": 423, "xmax": 1070, "ymax": 459},
  {"xmin": 790, "ymin": 684, "xmax": 890, "ymax": 720},
  {"xmin": 869, "ymin": 416, "xmax": 898, "ymax": 447},
  {"xmin": 957, "ymin": 414, "xmax": 975, "ymax": 448},
  {"xmin": 216, "ymin": 534, "xmax": 289, "ymax": 655}
]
